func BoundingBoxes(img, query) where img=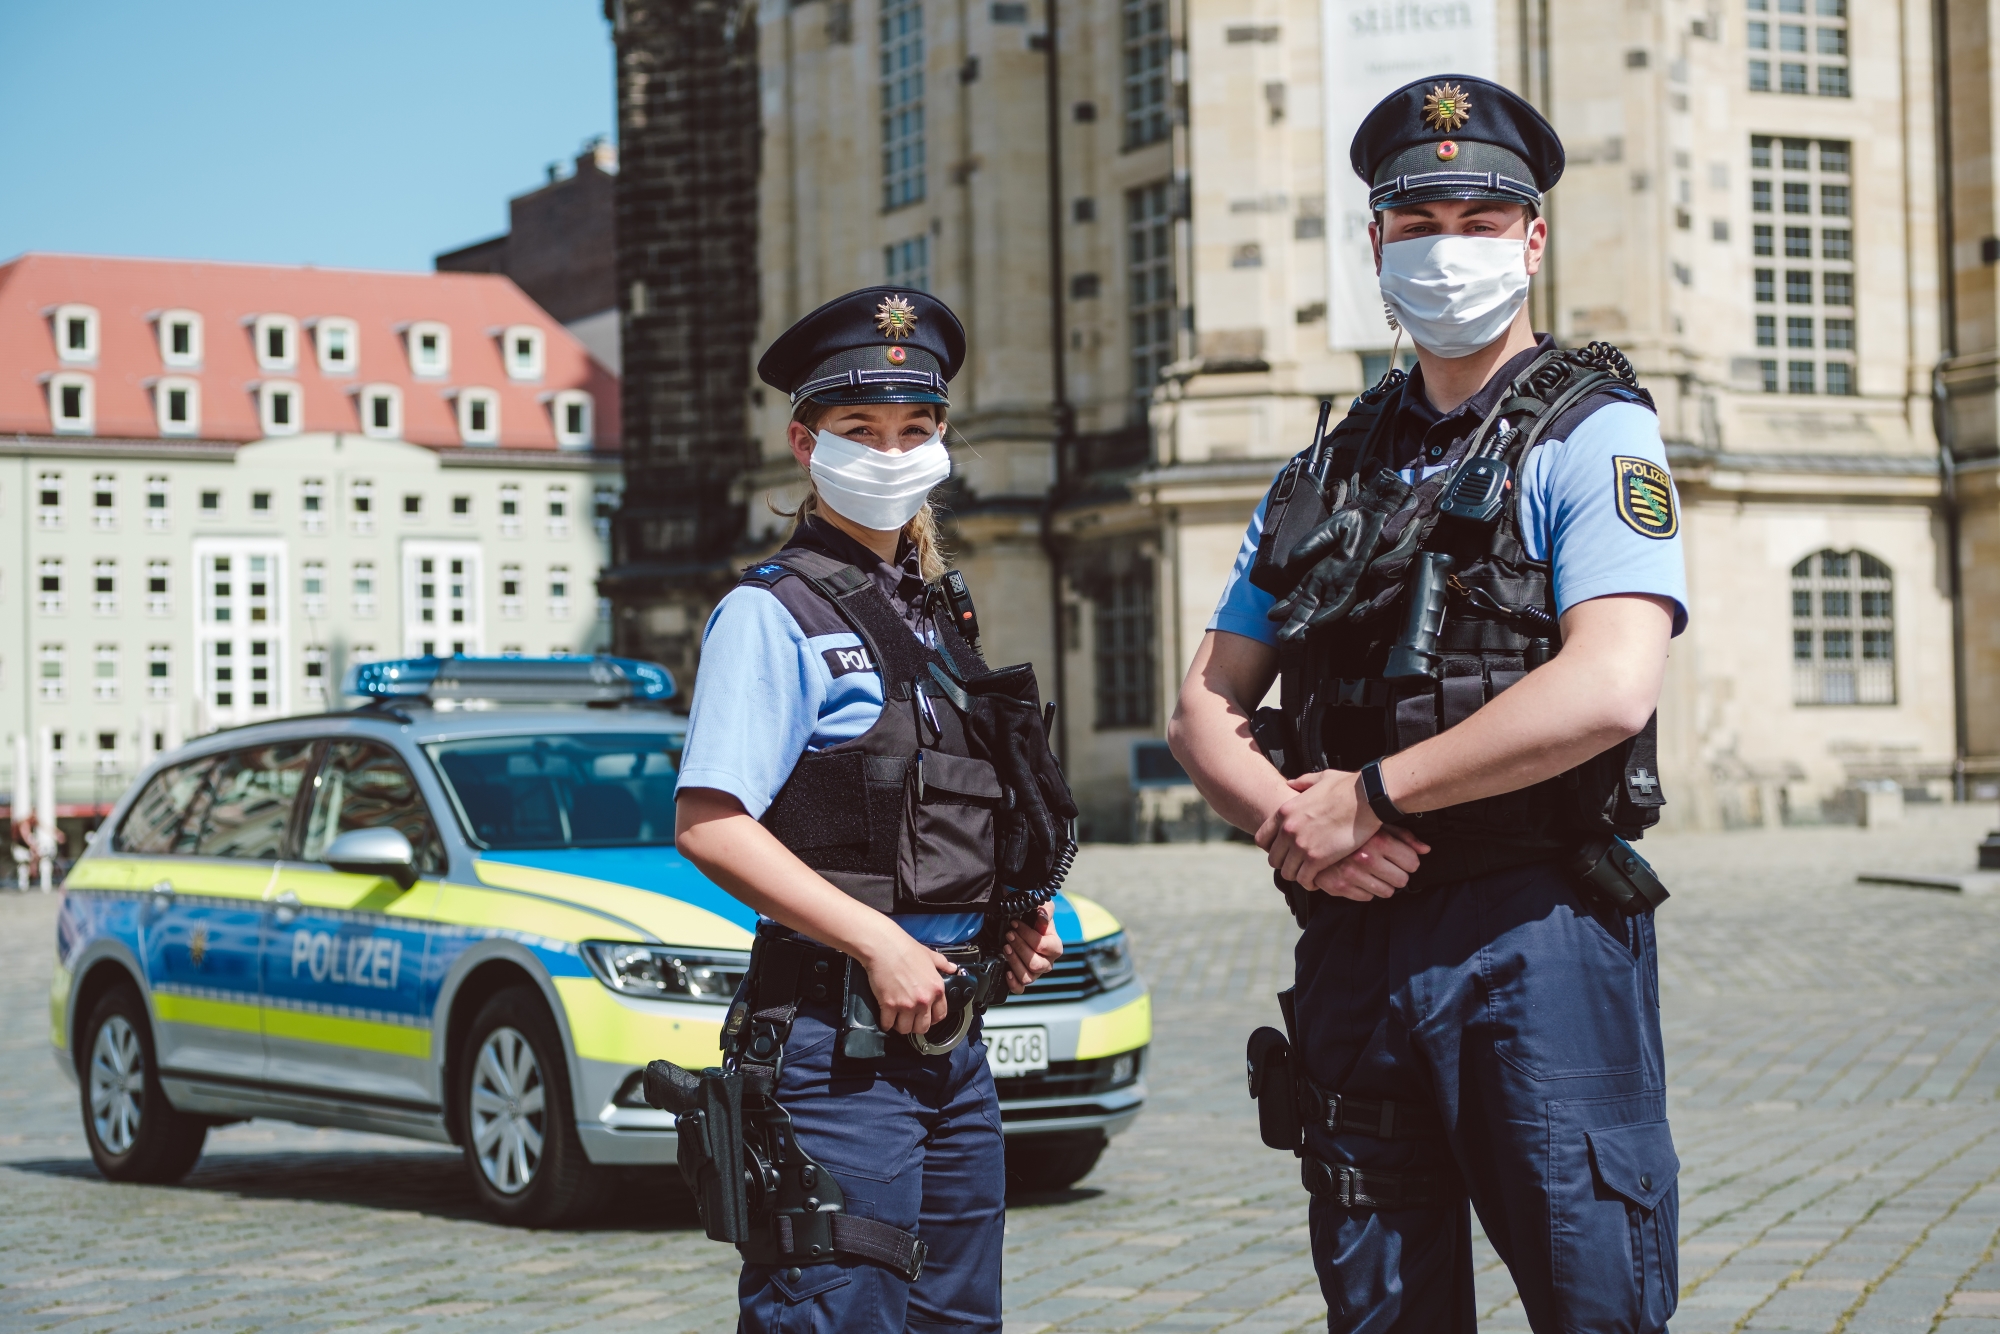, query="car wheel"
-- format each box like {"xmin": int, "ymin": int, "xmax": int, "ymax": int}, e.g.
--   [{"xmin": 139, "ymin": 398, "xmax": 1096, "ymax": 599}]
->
[
  {"xmin": 1005, "ymin": 1129, "xmax": 1107, "ymax": 1192},
  {"xmin": 459, "ymin": 985, "xmax": 604, "ymax": 1228},
  {"xmin": 78, "ymin": 984, "xmax": 208, "ymax": 1184}
]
